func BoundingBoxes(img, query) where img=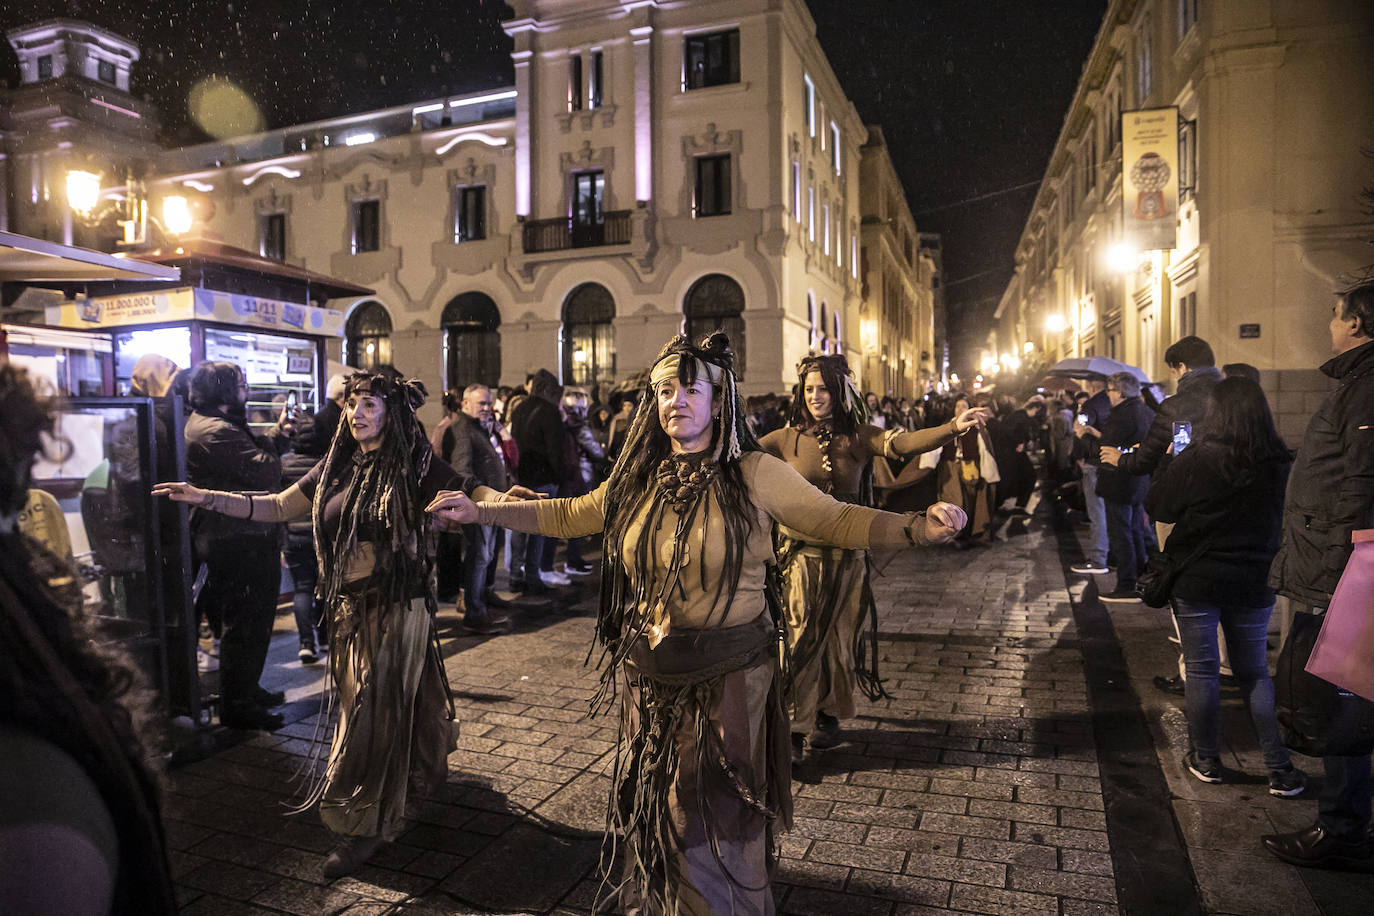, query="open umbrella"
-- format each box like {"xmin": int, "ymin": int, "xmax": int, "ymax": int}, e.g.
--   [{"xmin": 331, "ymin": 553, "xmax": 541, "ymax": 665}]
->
[
  {"xmin": 1045, "ymin": 356, "xmax": 1151, "ymax": 384},
  {"xmin": 1038, "ymin": 375, "xmax": 1082, "ymax": 392}
]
